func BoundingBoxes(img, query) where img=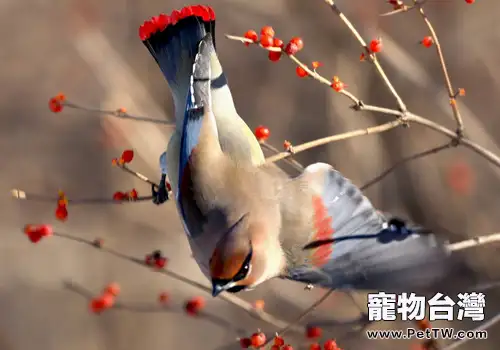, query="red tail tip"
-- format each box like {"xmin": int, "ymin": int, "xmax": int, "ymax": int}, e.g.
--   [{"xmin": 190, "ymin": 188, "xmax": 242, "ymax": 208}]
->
[{"xmin": 139, "ymin": 5, "xmax": 215, "ymax": 41}]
